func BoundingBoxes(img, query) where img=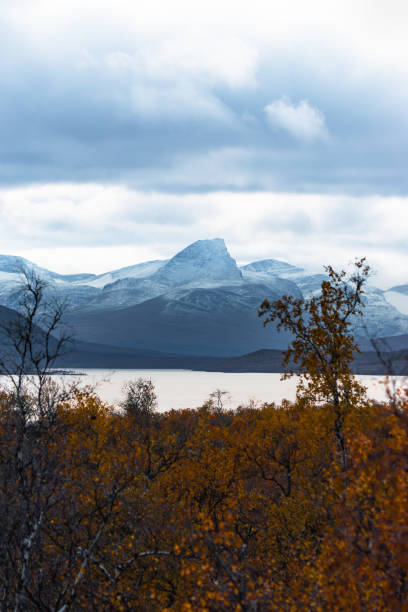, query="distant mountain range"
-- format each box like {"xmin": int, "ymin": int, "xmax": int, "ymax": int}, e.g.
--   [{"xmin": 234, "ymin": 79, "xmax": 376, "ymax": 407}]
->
[{"xmin": 0, "ymin": 239, "xmax": 407, "ymax": 366}]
